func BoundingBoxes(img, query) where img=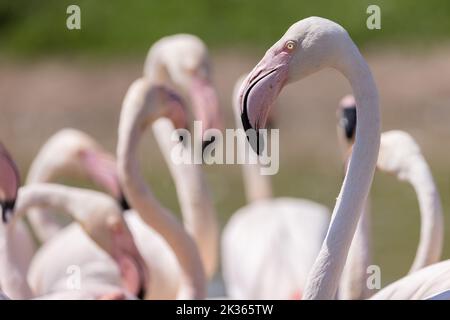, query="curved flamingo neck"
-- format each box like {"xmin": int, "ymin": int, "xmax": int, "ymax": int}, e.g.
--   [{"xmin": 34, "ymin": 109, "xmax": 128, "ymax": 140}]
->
[
  {"xmin": 26, "ymin": 149, "xmax": 70, "ymax": 242},
  {"xmin": 152, "ymin": 118, "xmax": 219, "ymax": 279},
  {"xmin": 406, "ymin": 155, "xmax": 443, "ymax": 273},
  {"xmin": 0, "ymin": 184, "xmax": 97, "ymax": 299},
  {"xmin": 117, "ymin": 98, "xmax": 206, "ymax": 299},
  {"xmin": 303, "ymin": 43, "xmax": 380, "ymax": 300},
  {"xmin": 0, "ymin": 220, "xmax": 33, "ymax": 299},
  {"xmin": 339, "ymin": 199, "xmax": 373, "ymax": 300}
]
